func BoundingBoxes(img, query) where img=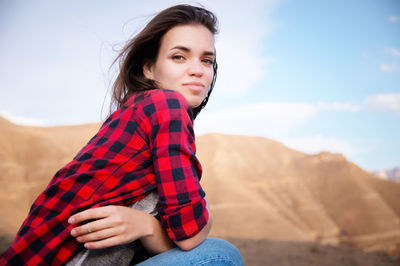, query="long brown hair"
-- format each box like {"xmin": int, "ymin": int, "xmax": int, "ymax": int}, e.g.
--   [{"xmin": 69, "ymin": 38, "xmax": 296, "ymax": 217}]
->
[{"xmin": 111, "ymin": 4, "xmax": 218, "ymax": 118}]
